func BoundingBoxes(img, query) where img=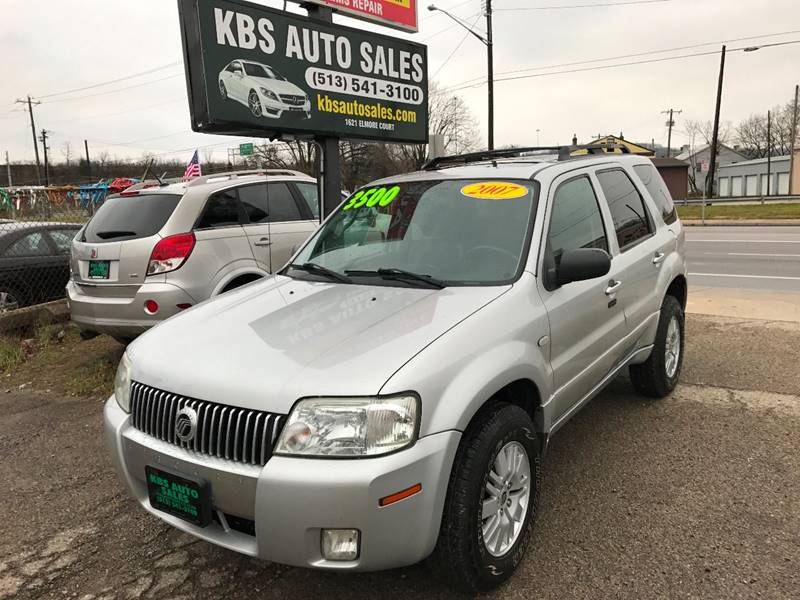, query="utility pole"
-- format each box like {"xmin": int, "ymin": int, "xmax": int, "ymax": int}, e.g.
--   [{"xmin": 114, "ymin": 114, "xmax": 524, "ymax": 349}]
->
[
  {"xmin": 4, "ymin": 151, "xmax": 11, "ymax": 187},
  {"xmin": 15, "ymin": 96, "xmax": 42, "ymax": 185},
  {"xmin": 766, "ymin": 110, "xmax": 772, "ymax": 198},
  {"xmin": 789, "ymin": 84, "xmax": 799, "ymax": 195},
  {"xmin": 84, "ymin": 139, "xmax": 92, "ymax": 180},
  {"xmin": 485, "ymin": 0, "xmax": 494, "ymax": 150},
  {"xmin": 39, "ymin": 129, "xmax": 50, "ymax": 187},
  {"xmin": 707, "ymin": 45, "xmax": 726, "ymax": 199},
  {"xmin": 661, "ymin": 108, "xmax": 682, "ymax": 157},
  {"xmin": 306, "ymin": 4, "xmax": 341, "ymax": 218}
]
